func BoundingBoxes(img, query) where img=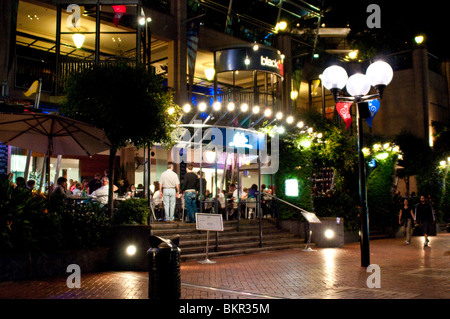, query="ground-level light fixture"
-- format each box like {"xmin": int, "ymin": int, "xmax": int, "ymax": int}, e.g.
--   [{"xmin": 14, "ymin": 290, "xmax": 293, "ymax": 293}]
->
[
  {"xmin": 126, "ymin": 245, "xmax": 137, "ymax": 256},
  {"xmin": 324, "ymin": 229, "xmax": 335, "ymax": 239},
  {"xmin": 252, "ymin": 105, "xmax": 260, "ymax": 114},
  {"xmin": 264, "ymin": 108, "xmax": 272, "ymax": 117}
]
